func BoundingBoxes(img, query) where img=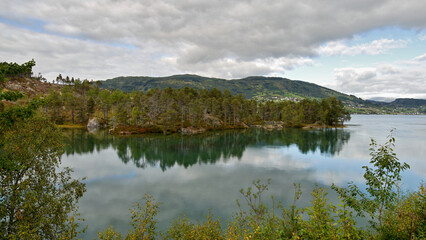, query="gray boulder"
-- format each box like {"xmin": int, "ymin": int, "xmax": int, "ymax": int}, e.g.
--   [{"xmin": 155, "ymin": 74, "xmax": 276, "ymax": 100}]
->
[{"xmin": 87, "ymin": 118, "xmax": 101, "ymax": 131}]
